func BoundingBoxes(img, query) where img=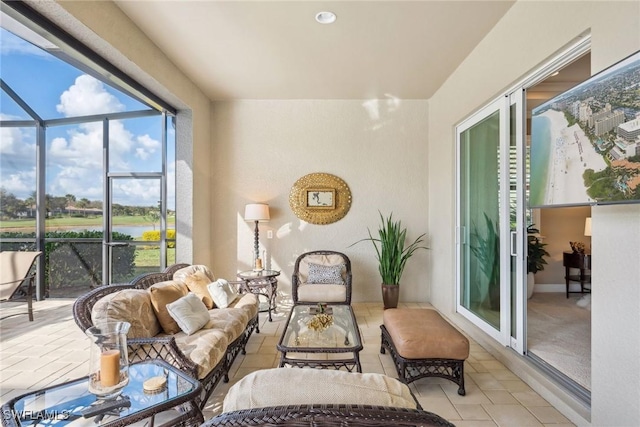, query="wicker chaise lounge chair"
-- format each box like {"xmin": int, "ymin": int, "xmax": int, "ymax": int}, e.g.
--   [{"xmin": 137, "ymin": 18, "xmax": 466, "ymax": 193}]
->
[{"xmin": 0, "ymin": 251, "xmax": 42, "ymax": 321}]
